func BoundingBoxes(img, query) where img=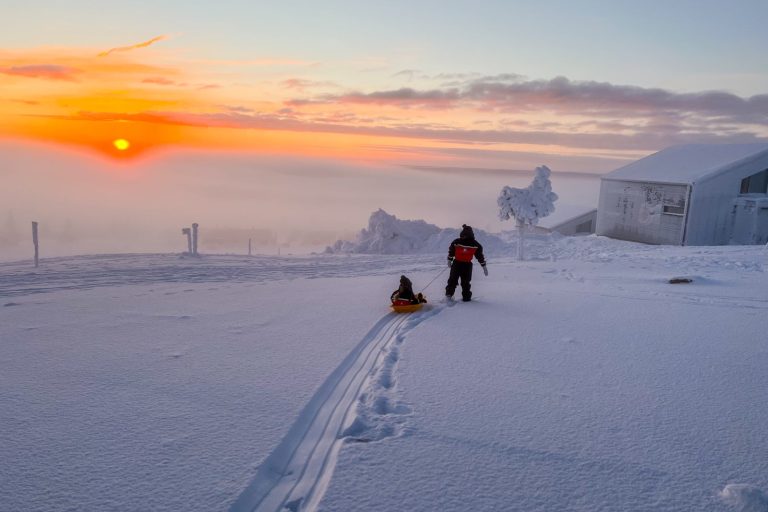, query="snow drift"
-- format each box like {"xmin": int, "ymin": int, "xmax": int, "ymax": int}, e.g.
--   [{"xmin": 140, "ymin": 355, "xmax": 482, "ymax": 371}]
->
[
  {"xmin": 325, "ymin": 209, "xmax": 507, "ymax": 255},
  {"xmin": 719, "ymin": 484, "xmax": 768, "ymax": 512}
]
